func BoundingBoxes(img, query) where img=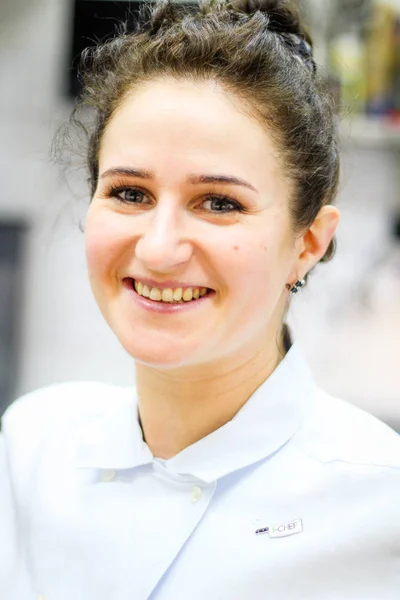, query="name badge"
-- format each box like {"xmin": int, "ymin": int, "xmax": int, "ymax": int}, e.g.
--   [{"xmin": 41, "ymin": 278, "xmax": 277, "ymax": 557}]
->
[{"xmin": 255, "ymin": 518, "xmax": 303, "ymax": 538}]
